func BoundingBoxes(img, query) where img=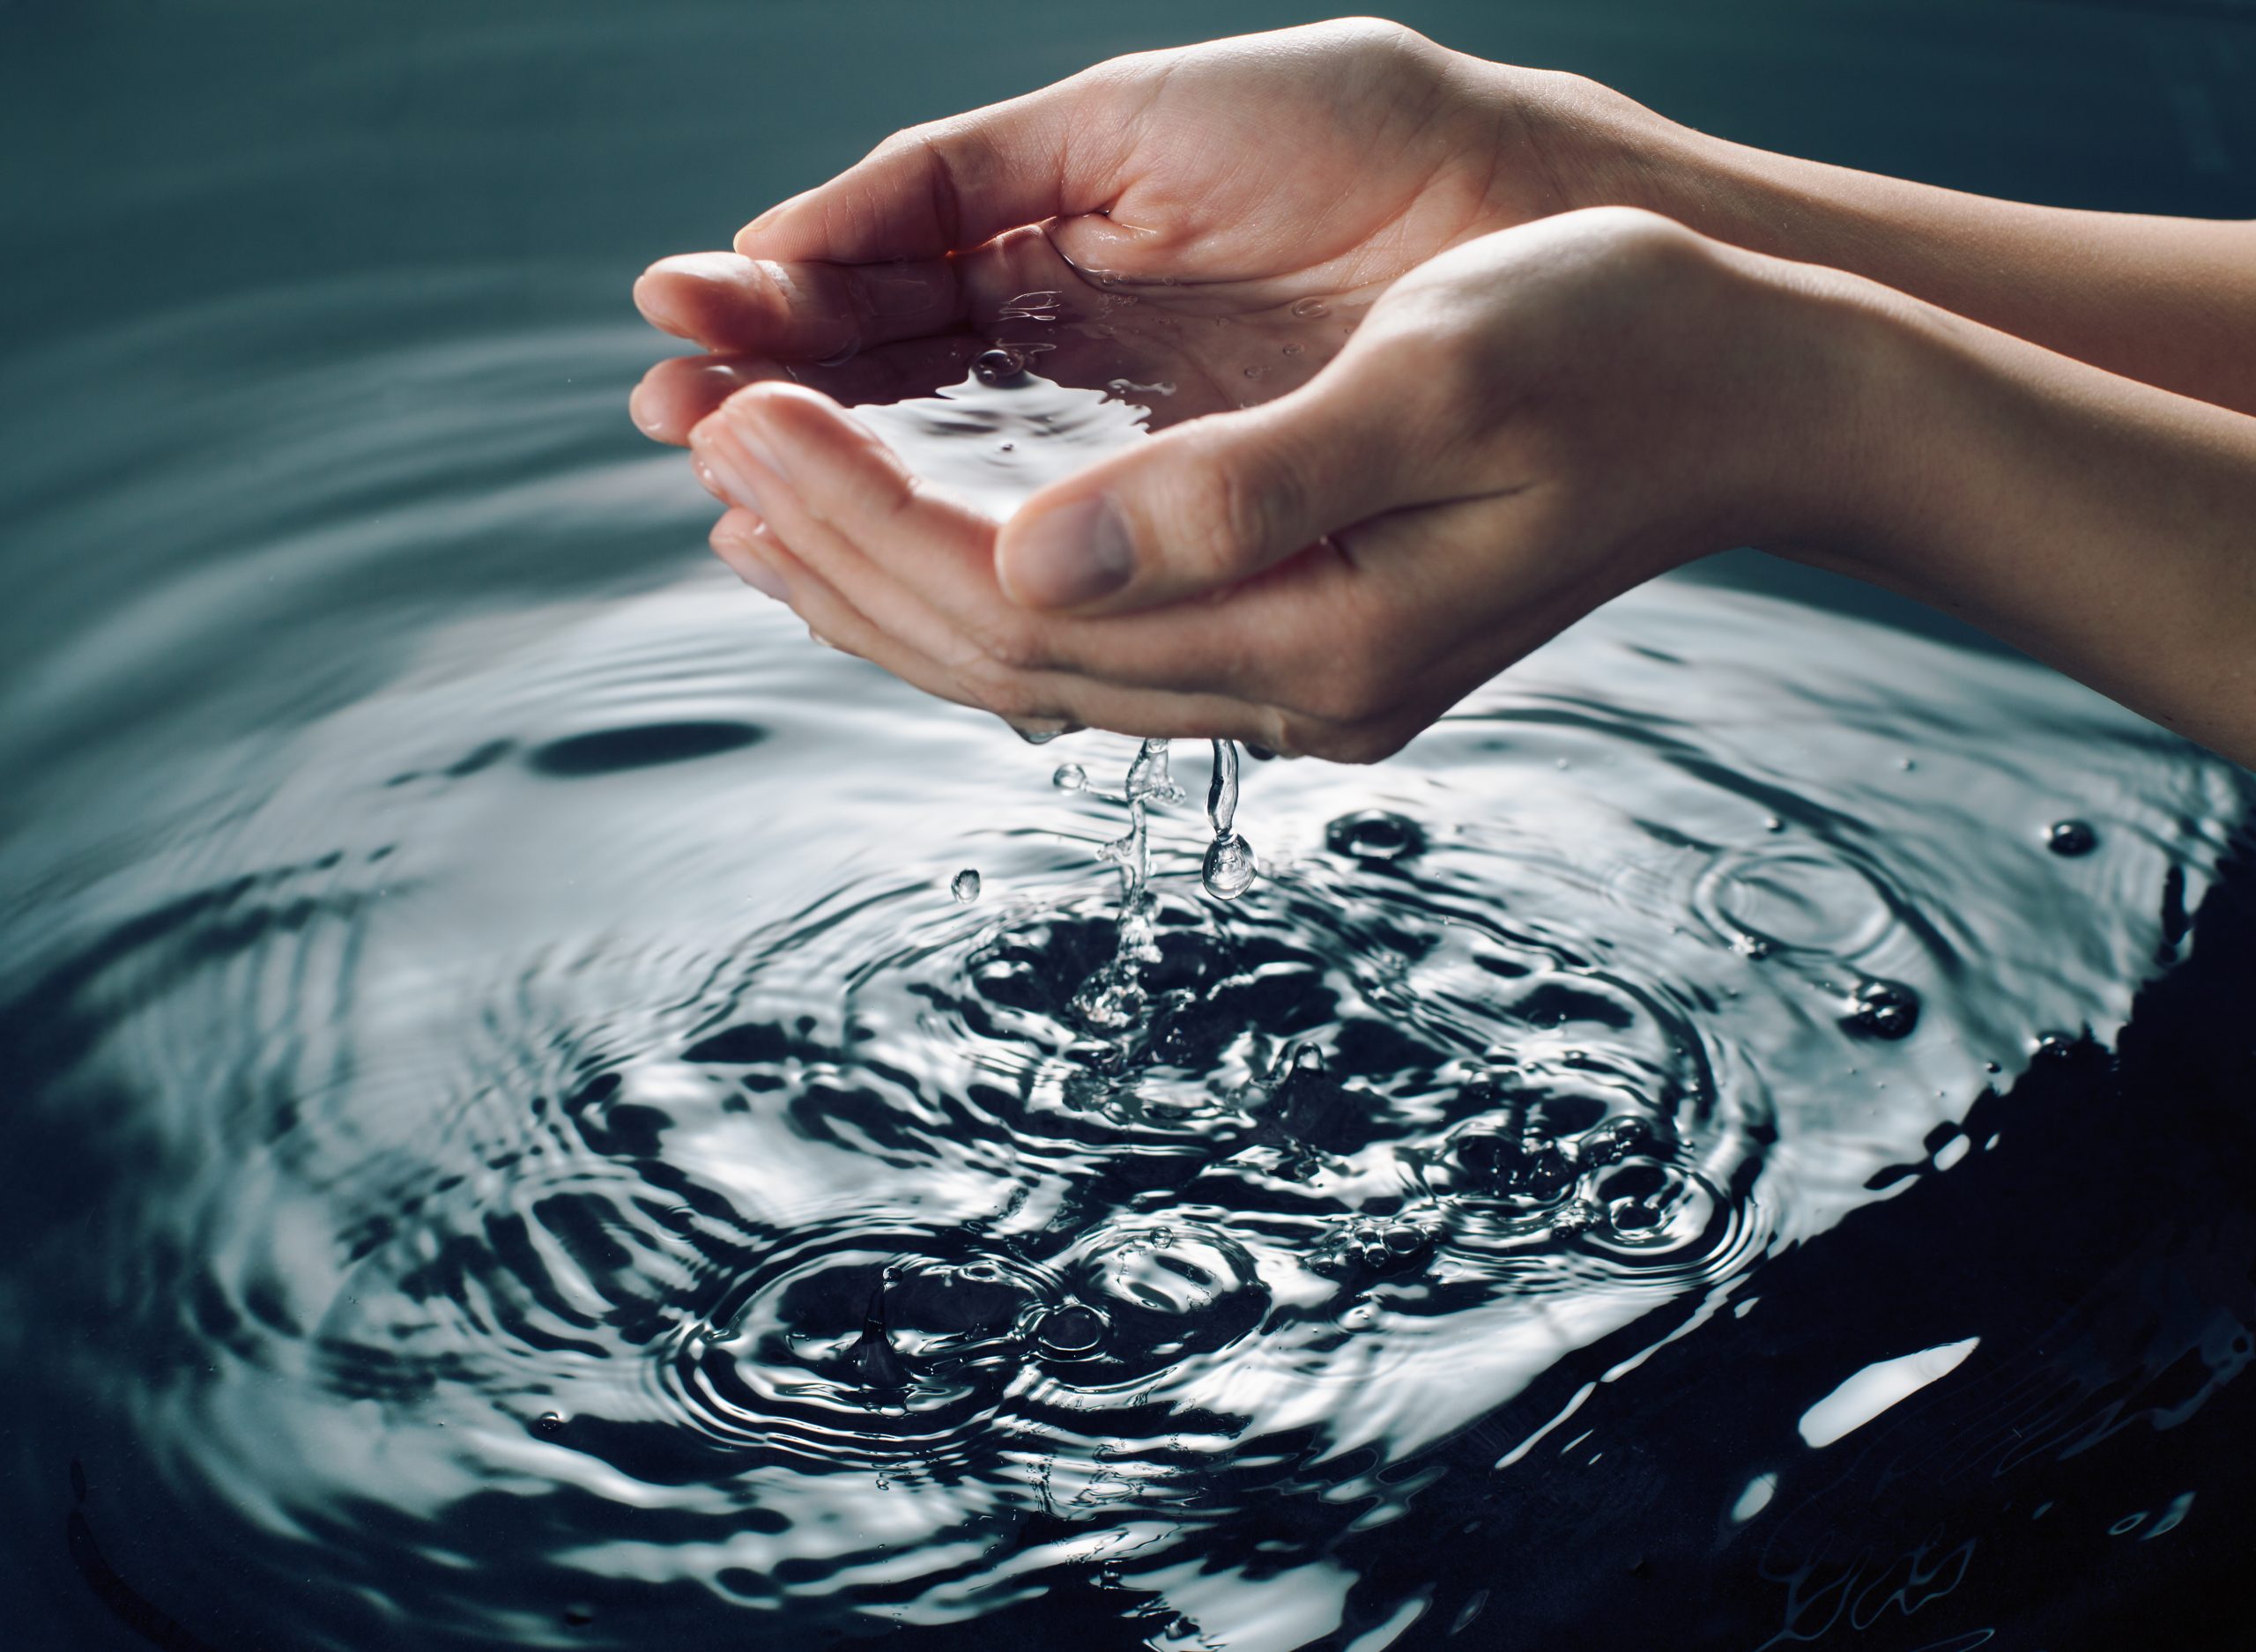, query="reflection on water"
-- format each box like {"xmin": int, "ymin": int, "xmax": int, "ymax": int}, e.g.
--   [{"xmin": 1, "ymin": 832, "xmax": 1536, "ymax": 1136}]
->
[{"xmin": 3, "ymin": 264, "xmax": 2252, "ymax": 1648}]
